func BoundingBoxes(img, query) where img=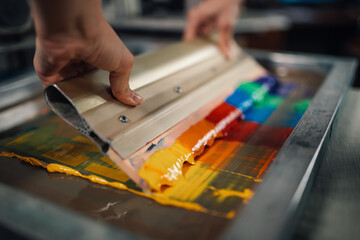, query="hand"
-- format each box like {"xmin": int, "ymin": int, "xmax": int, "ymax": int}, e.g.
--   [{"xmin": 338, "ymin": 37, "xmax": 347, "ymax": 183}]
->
[
  {"xmin": 184, "ymin": 0, "xmax": 242, "ymax": 58},
  {"xmin": 30, "ymin": 0, "xmax": 143, "ymax": 106}
]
